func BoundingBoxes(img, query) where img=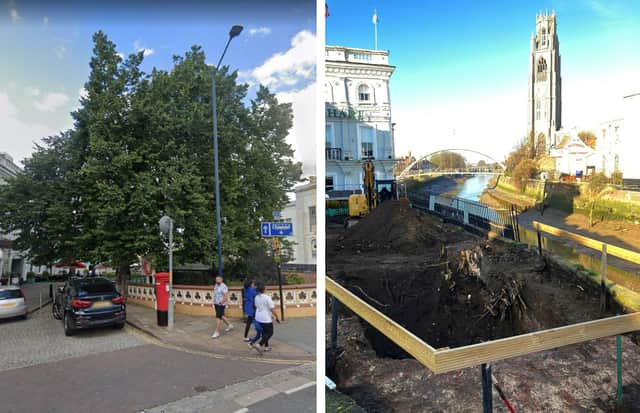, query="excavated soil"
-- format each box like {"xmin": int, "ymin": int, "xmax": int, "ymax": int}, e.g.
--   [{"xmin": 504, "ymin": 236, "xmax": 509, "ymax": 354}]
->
[{"xmin": 329, "ymin": 201, "xmax": 622, "ymax": 357}]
